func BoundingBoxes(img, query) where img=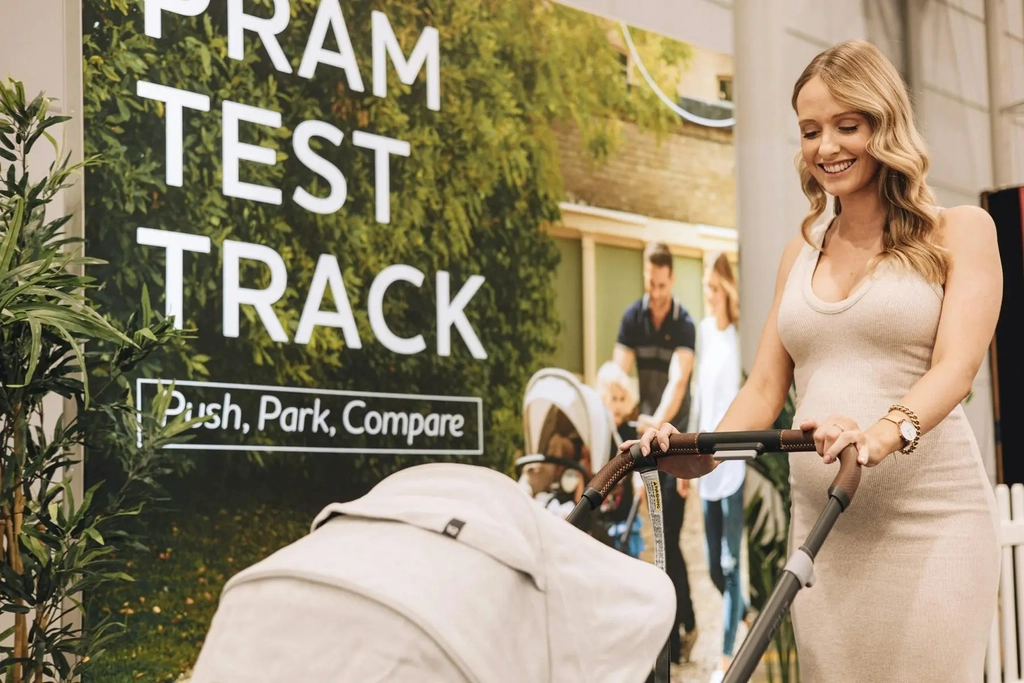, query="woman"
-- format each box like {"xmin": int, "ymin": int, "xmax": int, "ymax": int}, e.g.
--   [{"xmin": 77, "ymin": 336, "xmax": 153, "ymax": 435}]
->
[
  {"xmin": 693, "ymin": 253, "xmax": 745, "ymax": 683},
  {"xmin": 625, "ymin": 39, "xmax": 1001, "ymax": 682}
]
